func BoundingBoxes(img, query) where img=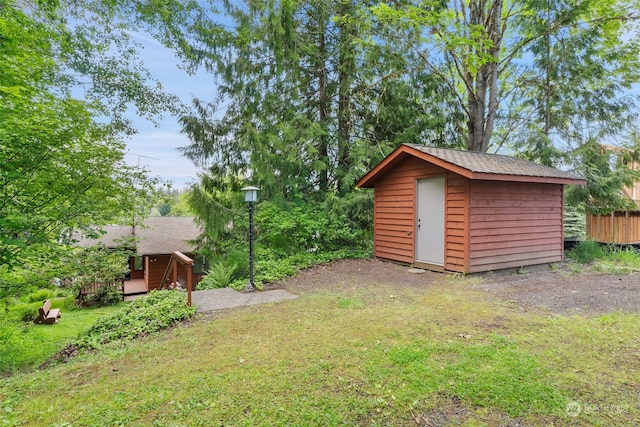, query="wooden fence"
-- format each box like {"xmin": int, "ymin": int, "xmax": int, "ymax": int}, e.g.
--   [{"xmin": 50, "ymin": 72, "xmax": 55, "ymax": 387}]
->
[{"xmin": 586, "ymin": 211, "xmax": 640, "ymax": 244}]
